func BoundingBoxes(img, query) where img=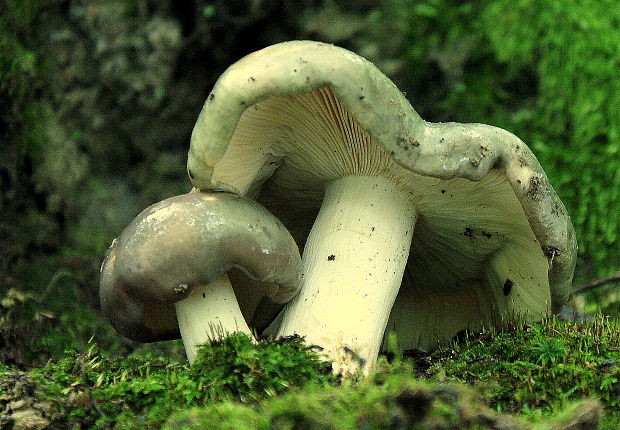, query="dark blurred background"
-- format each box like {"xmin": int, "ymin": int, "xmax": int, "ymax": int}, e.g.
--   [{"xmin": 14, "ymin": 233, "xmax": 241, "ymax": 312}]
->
[{"xmin": 1, "ymin": 0, "xmax": 619, "ymax": 365}]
